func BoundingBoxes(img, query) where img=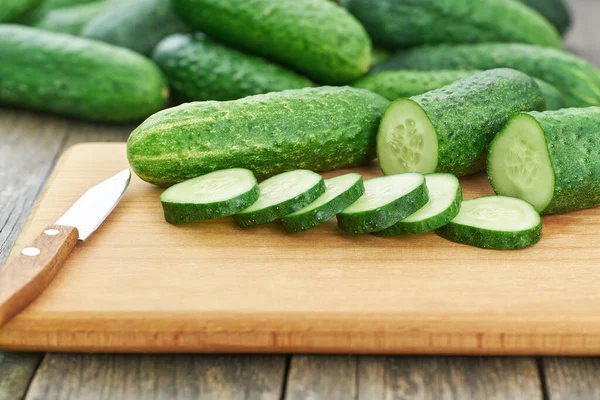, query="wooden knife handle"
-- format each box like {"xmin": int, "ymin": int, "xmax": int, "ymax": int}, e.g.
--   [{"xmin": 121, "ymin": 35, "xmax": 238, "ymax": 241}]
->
[{"xmin": 0, "ymin": 225, "xmax": 78, "ymax": 327}]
